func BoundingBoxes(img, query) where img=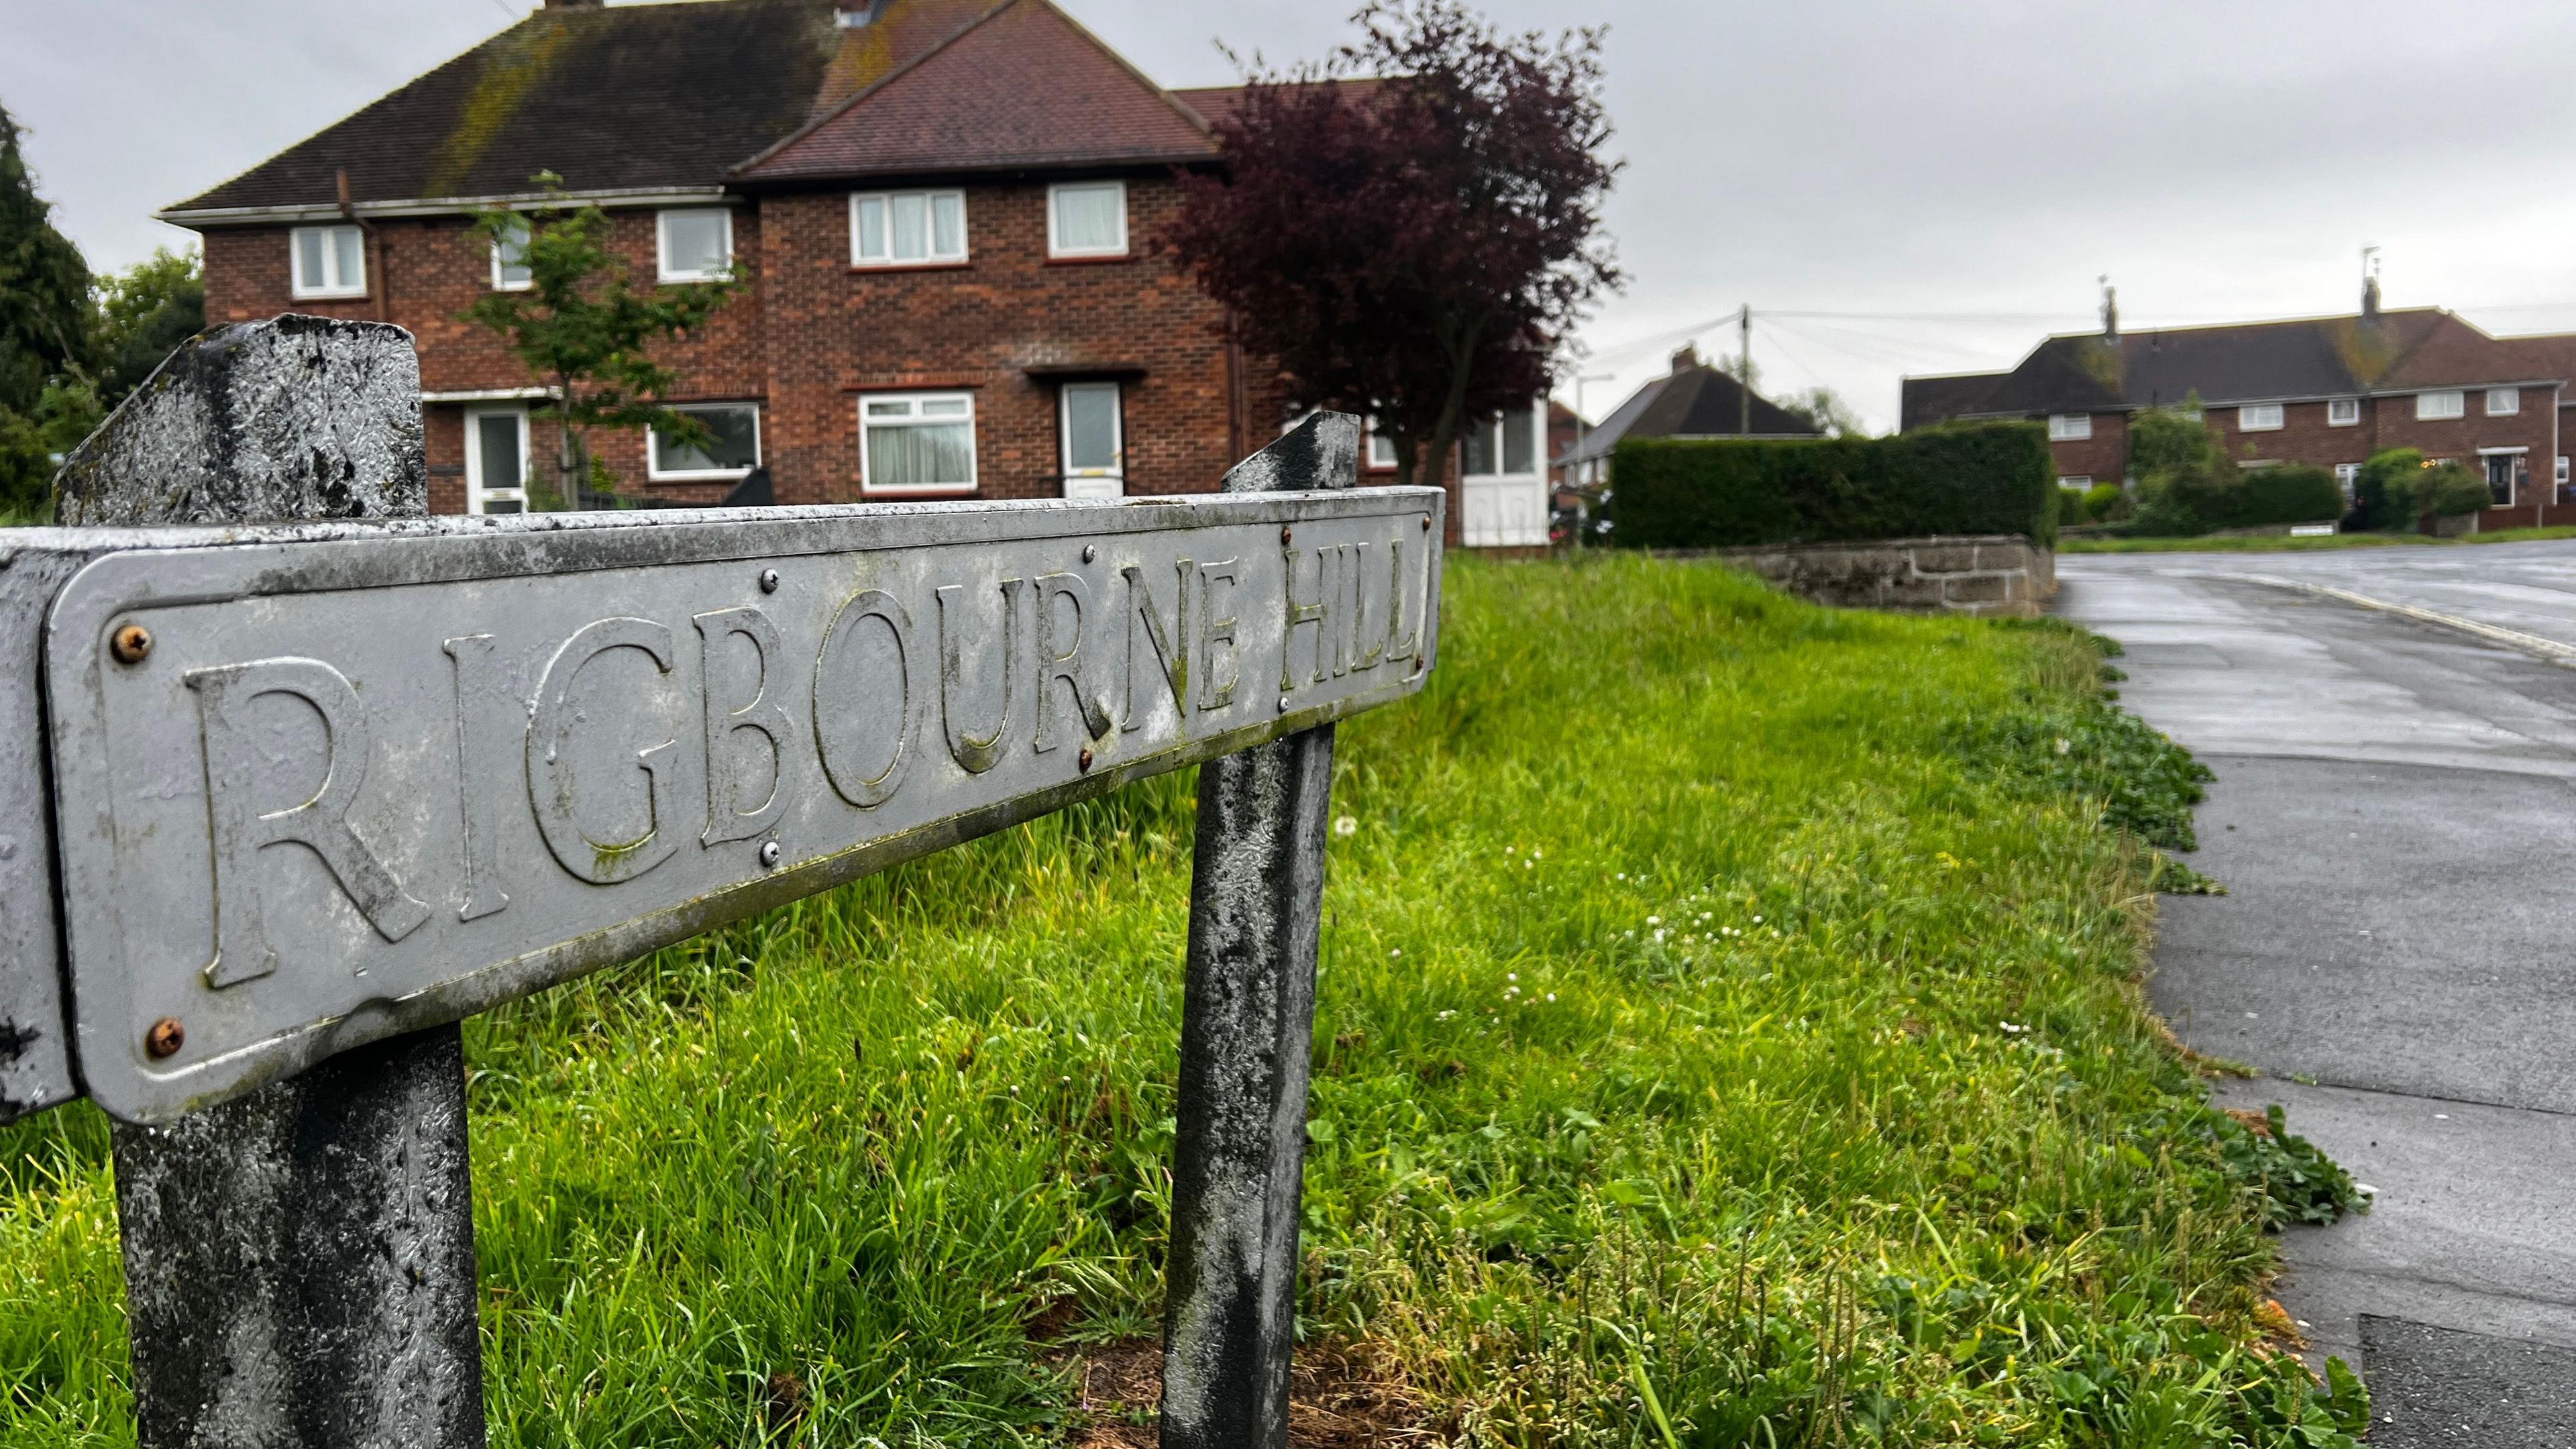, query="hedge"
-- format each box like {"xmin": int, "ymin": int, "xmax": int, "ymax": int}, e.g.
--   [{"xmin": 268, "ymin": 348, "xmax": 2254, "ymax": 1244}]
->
[
  {"xmin": 2137, "ymin": 462, "xmax": 2344, "ymax": 535},
  {"xmin": 1607, "ymin": 421, "xmax": 2055, "ymax": 549}
]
